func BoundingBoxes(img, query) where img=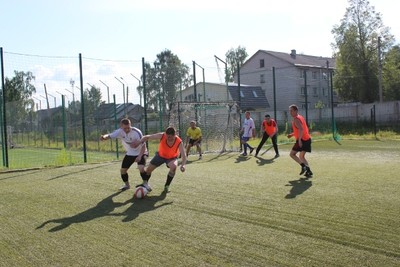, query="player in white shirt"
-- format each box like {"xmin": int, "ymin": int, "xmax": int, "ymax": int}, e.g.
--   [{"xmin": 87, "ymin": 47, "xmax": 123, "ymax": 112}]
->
[
  {"xmin": 100, "ymin": 118, "xmax": 147, "ymax": 191},
  {"xmin": 240, "ymin": 111, "xmax": 256, "ymax": 156}
]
